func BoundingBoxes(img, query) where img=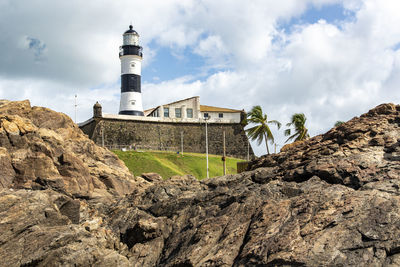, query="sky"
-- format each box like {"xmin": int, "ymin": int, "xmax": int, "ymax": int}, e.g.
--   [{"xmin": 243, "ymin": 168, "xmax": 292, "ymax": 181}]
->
[{"xmin": 1, "ymin": 0, "xmax": 400, "ymax": 156}]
